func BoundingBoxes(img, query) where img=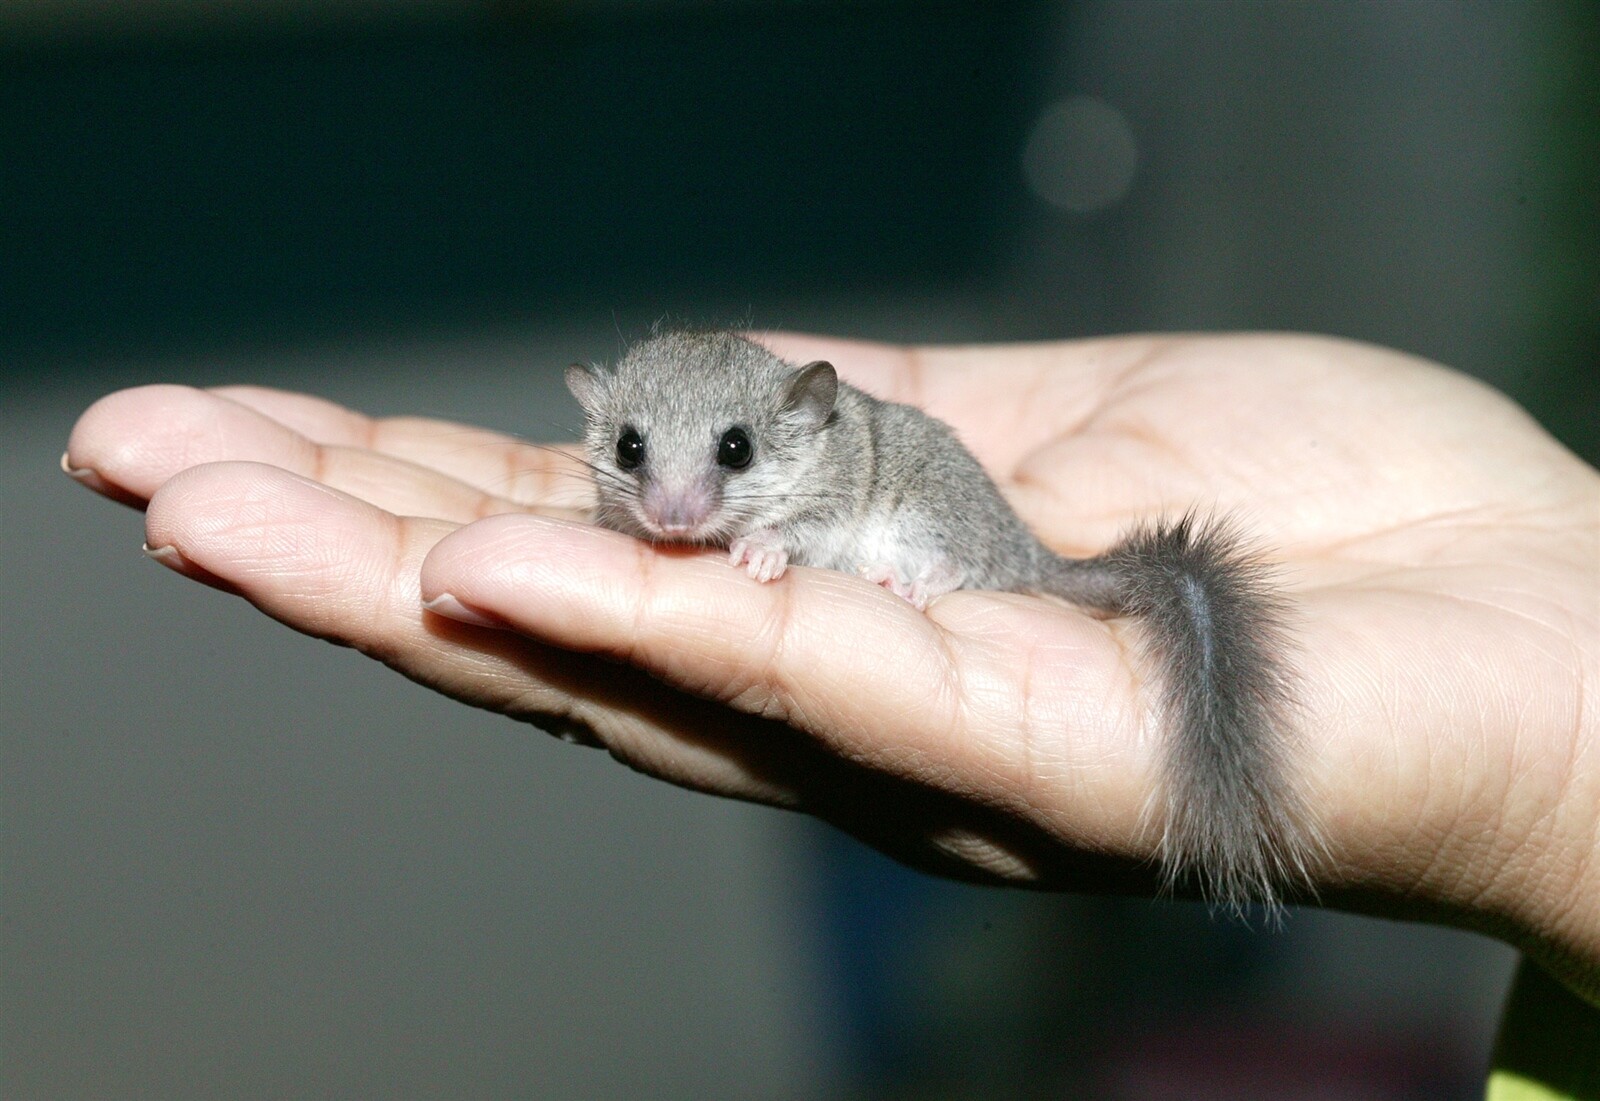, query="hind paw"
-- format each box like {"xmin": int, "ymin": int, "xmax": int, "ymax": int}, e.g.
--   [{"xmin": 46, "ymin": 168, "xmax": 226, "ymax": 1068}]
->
[{"xmin": 858, "ymin": 560, "xmax": 962, "ymax": 610}]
